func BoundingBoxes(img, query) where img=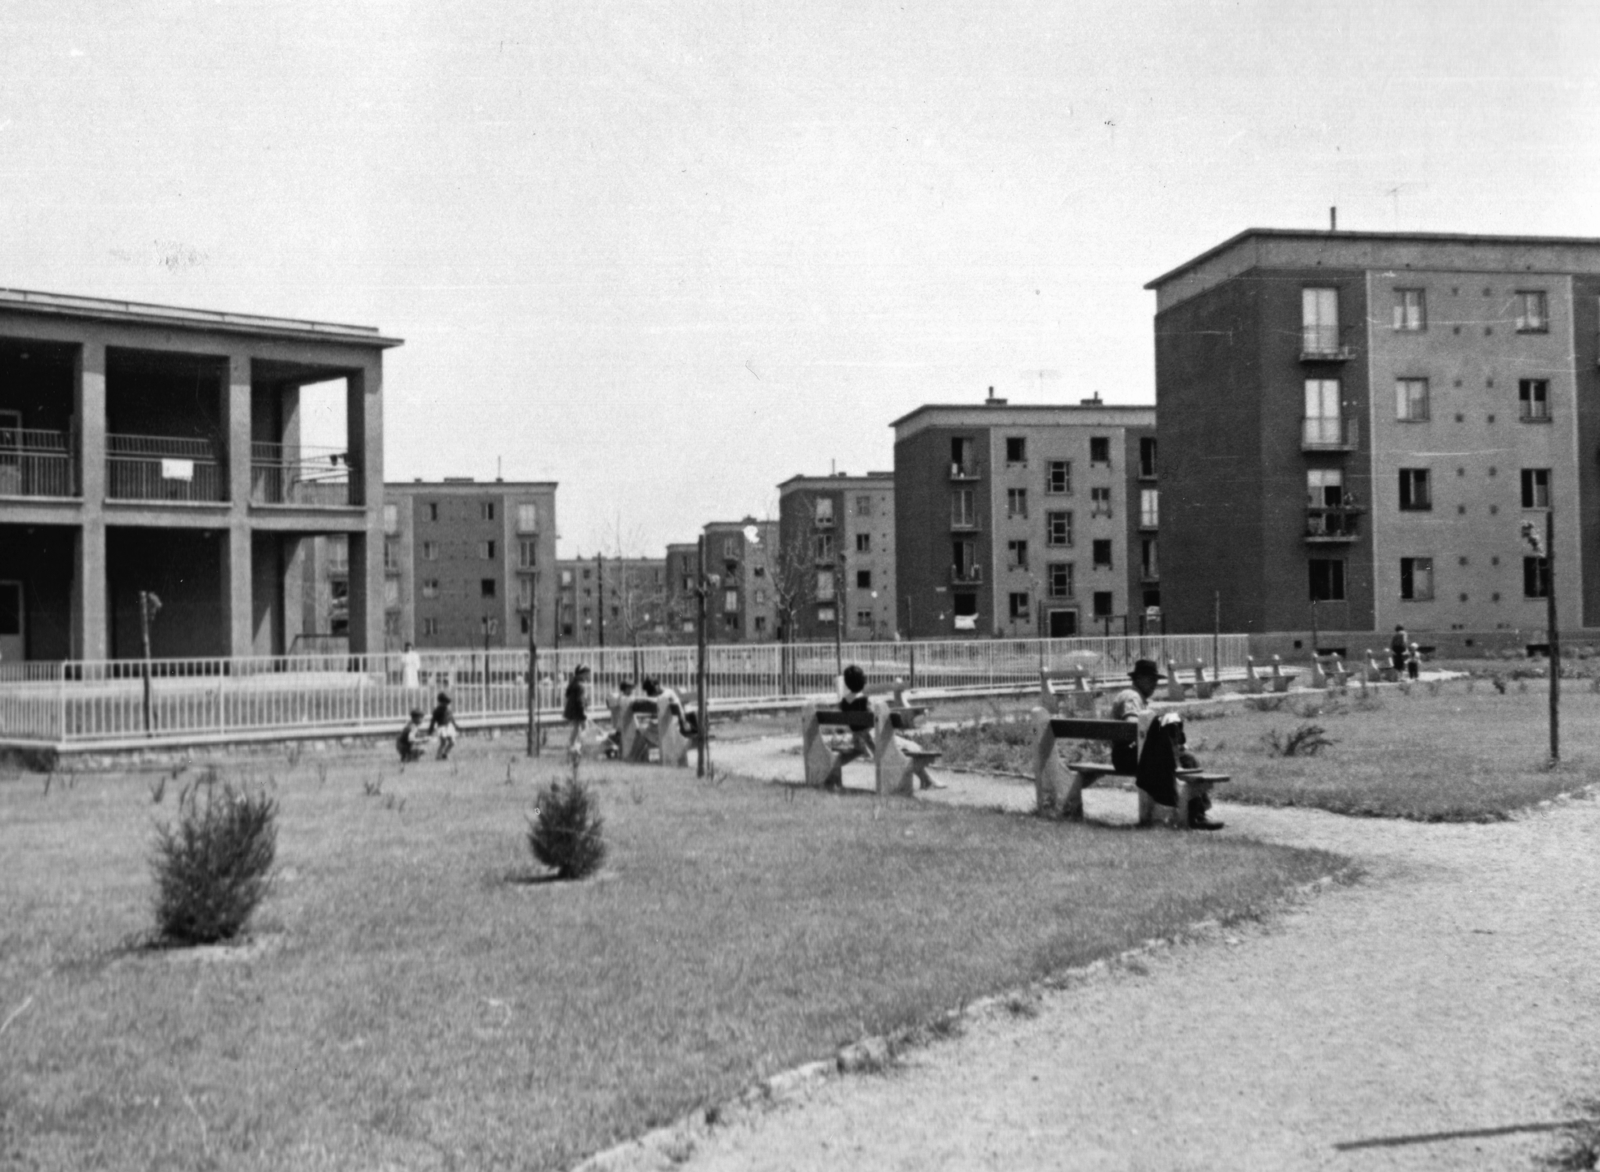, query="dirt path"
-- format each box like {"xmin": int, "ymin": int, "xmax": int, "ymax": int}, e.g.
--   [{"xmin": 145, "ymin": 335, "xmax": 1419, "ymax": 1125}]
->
[{"xmin": 657, "ymin": 736, "xmax": 1600, "ymax": 1171}]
